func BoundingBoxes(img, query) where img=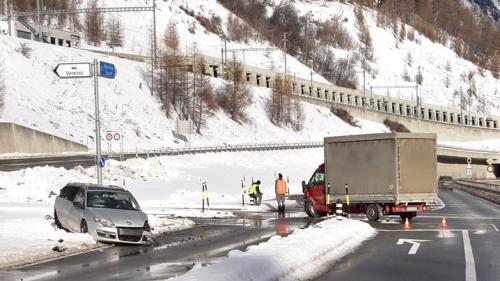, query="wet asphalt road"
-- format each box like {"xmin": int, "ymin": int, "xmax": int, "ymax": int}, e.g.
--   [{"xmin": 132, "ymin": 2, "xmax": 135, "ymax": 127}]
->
[
  {"xmin": 315, "ymin": 186, "xmax": 500, "ymax": 281},
  {"xmin": 0, "ymin": 200, "xmax": 314, "ymax": 281}
]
